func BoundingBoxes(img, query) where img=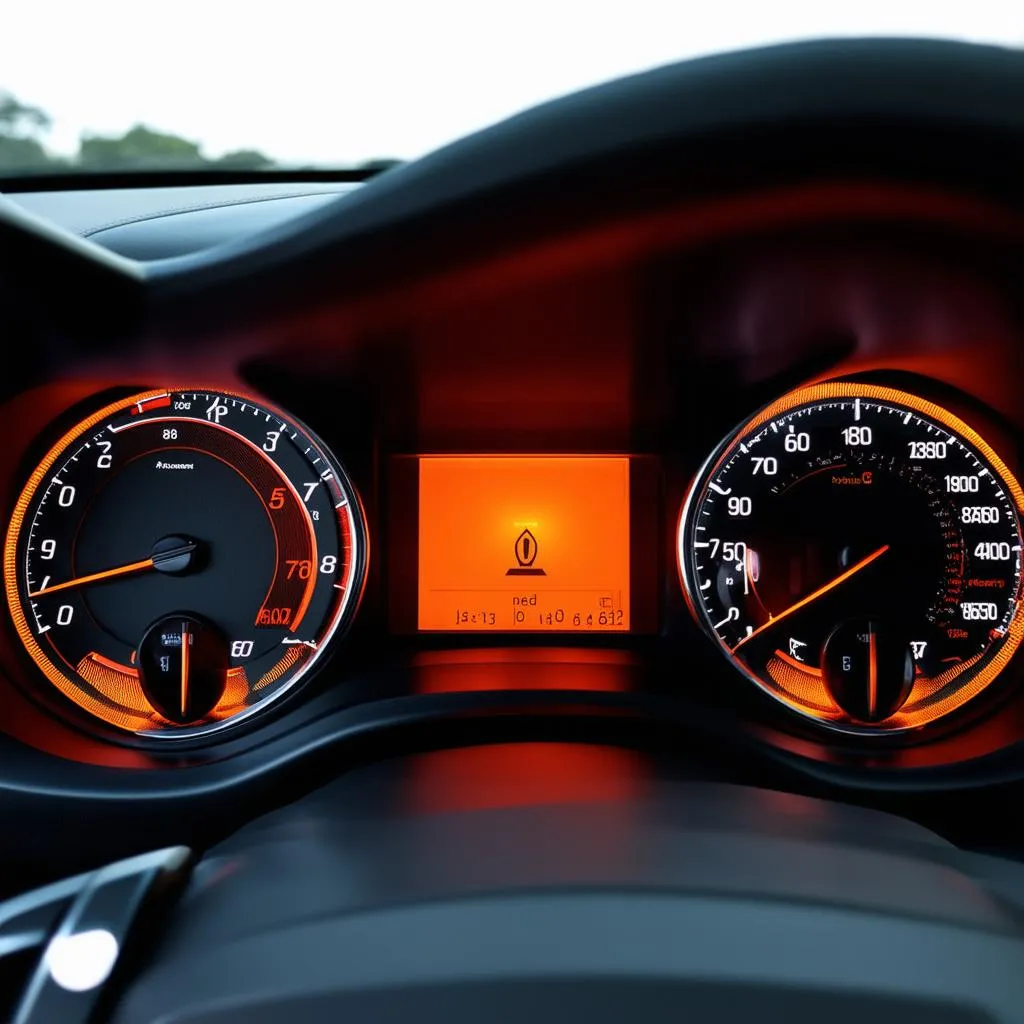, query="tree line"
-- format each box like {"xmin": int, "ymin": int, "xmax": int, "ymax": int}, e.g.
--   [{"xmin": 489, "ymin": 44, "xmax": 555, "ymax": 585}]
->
[{"xmin": 0, "ymin": 91, "xmax": 276, "ymax": 173}]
